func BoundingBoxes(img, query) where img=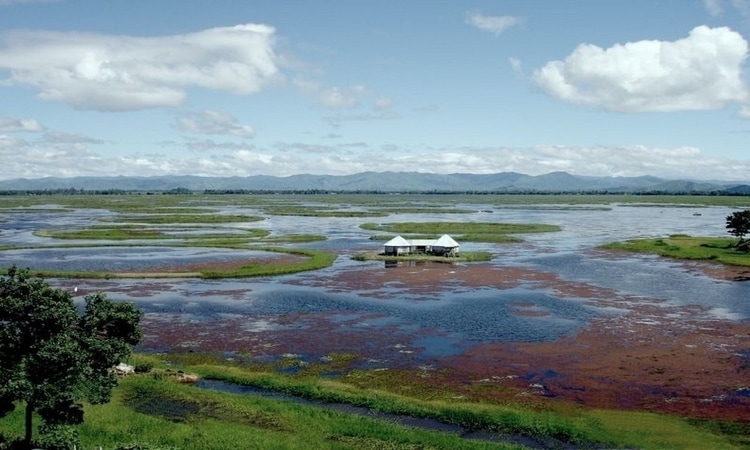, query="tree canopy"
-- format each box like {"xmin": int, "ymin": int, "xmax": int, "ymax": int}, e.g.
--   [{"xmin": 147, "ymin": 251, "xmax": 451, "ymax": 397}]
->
[
  {"xmin": 726, "ymin": 209, "xmax": 750, "ymax": 247},
  {"xmin": 0, "ymin": 266, "xmax": 142, "ymax": 449}
]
